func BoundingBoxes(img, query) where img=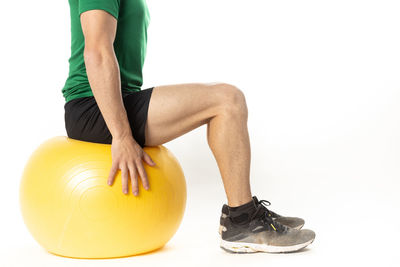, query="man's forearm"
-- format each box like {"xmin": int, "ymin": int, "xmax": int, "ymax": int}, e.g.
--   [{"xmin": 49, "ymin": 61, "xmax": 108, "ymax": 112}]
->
[{"xmin": 83, "ymin": 48, "xmax": 133, "ymax": 141}]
